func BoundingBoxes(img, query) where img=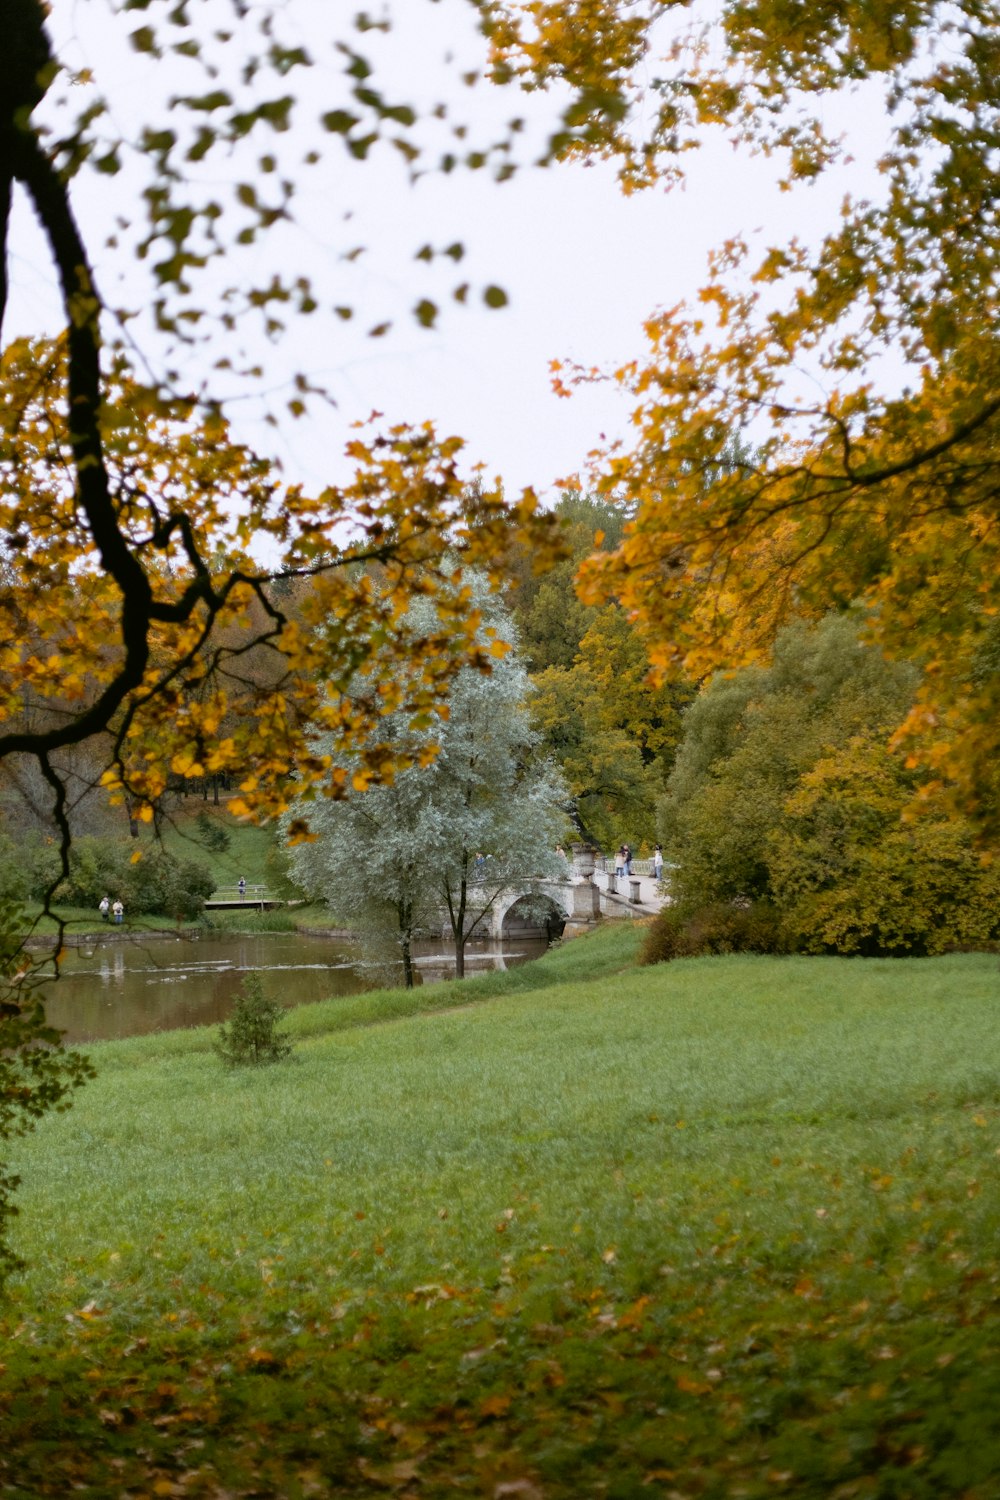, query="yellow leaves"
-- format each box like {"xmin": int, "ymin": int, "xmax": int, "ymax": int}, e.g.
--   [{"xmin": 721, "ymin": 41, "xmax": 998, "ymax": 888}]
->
[
  {"xmin": 2, "ymin": 339, "xmax": 571, "ymax": 824},
  {"xmin": 169, "ymin": 751, "xmax": 204, "ymax": 778},
  {"xmin": 479, "ymin": 1393, "xmax": 512, "ymax": 1419}
]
